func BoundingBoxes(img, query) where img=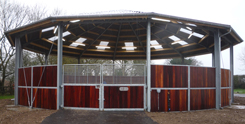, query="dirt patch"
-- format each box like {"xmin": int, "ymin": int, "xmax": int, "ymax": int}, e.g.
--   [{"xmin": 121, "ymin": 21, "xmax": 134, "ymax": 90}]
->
[
  {"xmin": 0, "ymin": 99, "xmax": 57, "ymax": 124},
  {"xmin": 234, "ymin": 96, "xmax": 245, "ymax": 105},
  {"xmin": 147, "ymin": 96, "xmax": 245, "ymax": 124}
]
